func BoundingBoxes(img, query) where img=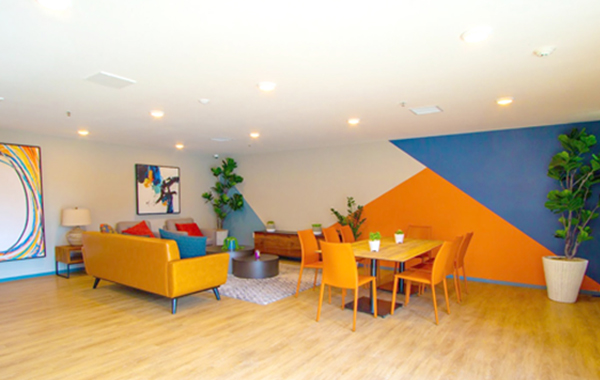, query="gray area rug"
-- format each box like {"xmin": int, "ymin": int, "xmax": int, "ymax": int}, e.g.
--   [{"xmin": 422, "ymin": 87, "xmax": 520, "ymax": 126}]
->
[{"xmin": 220, "ymin": 262, "xmax": 322, "ymax": 305}]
